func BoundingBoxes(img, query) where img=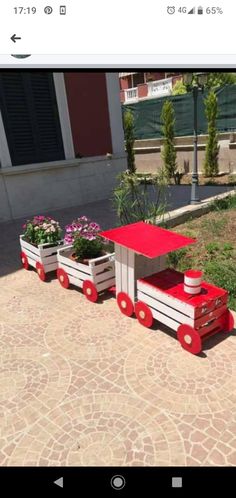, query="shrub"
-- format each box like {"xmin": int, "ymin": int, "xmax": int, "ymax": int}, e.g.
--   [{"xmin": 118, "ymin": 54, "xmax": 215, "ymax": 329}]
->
[
  {"xmin": 161, "ymin": 100, "xmax": 177, "ymax": 182},
  {"xmin": 204, "ymin": 91, "xmax": 219, "ymax": 176},
  {"xmin": 123, "ymin": 110, "xmax": 136, "ymax": 173},
  {"xmin": 22, "ymin": 215, "xmax": 62, "ymax": 246},
  {"xmin": 113, "ymin": 171, "xmax": 167, "ymax": 225},
  {"xmin": 172, "ymin": 80, "xmax": 187, "ymax": 95}
]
